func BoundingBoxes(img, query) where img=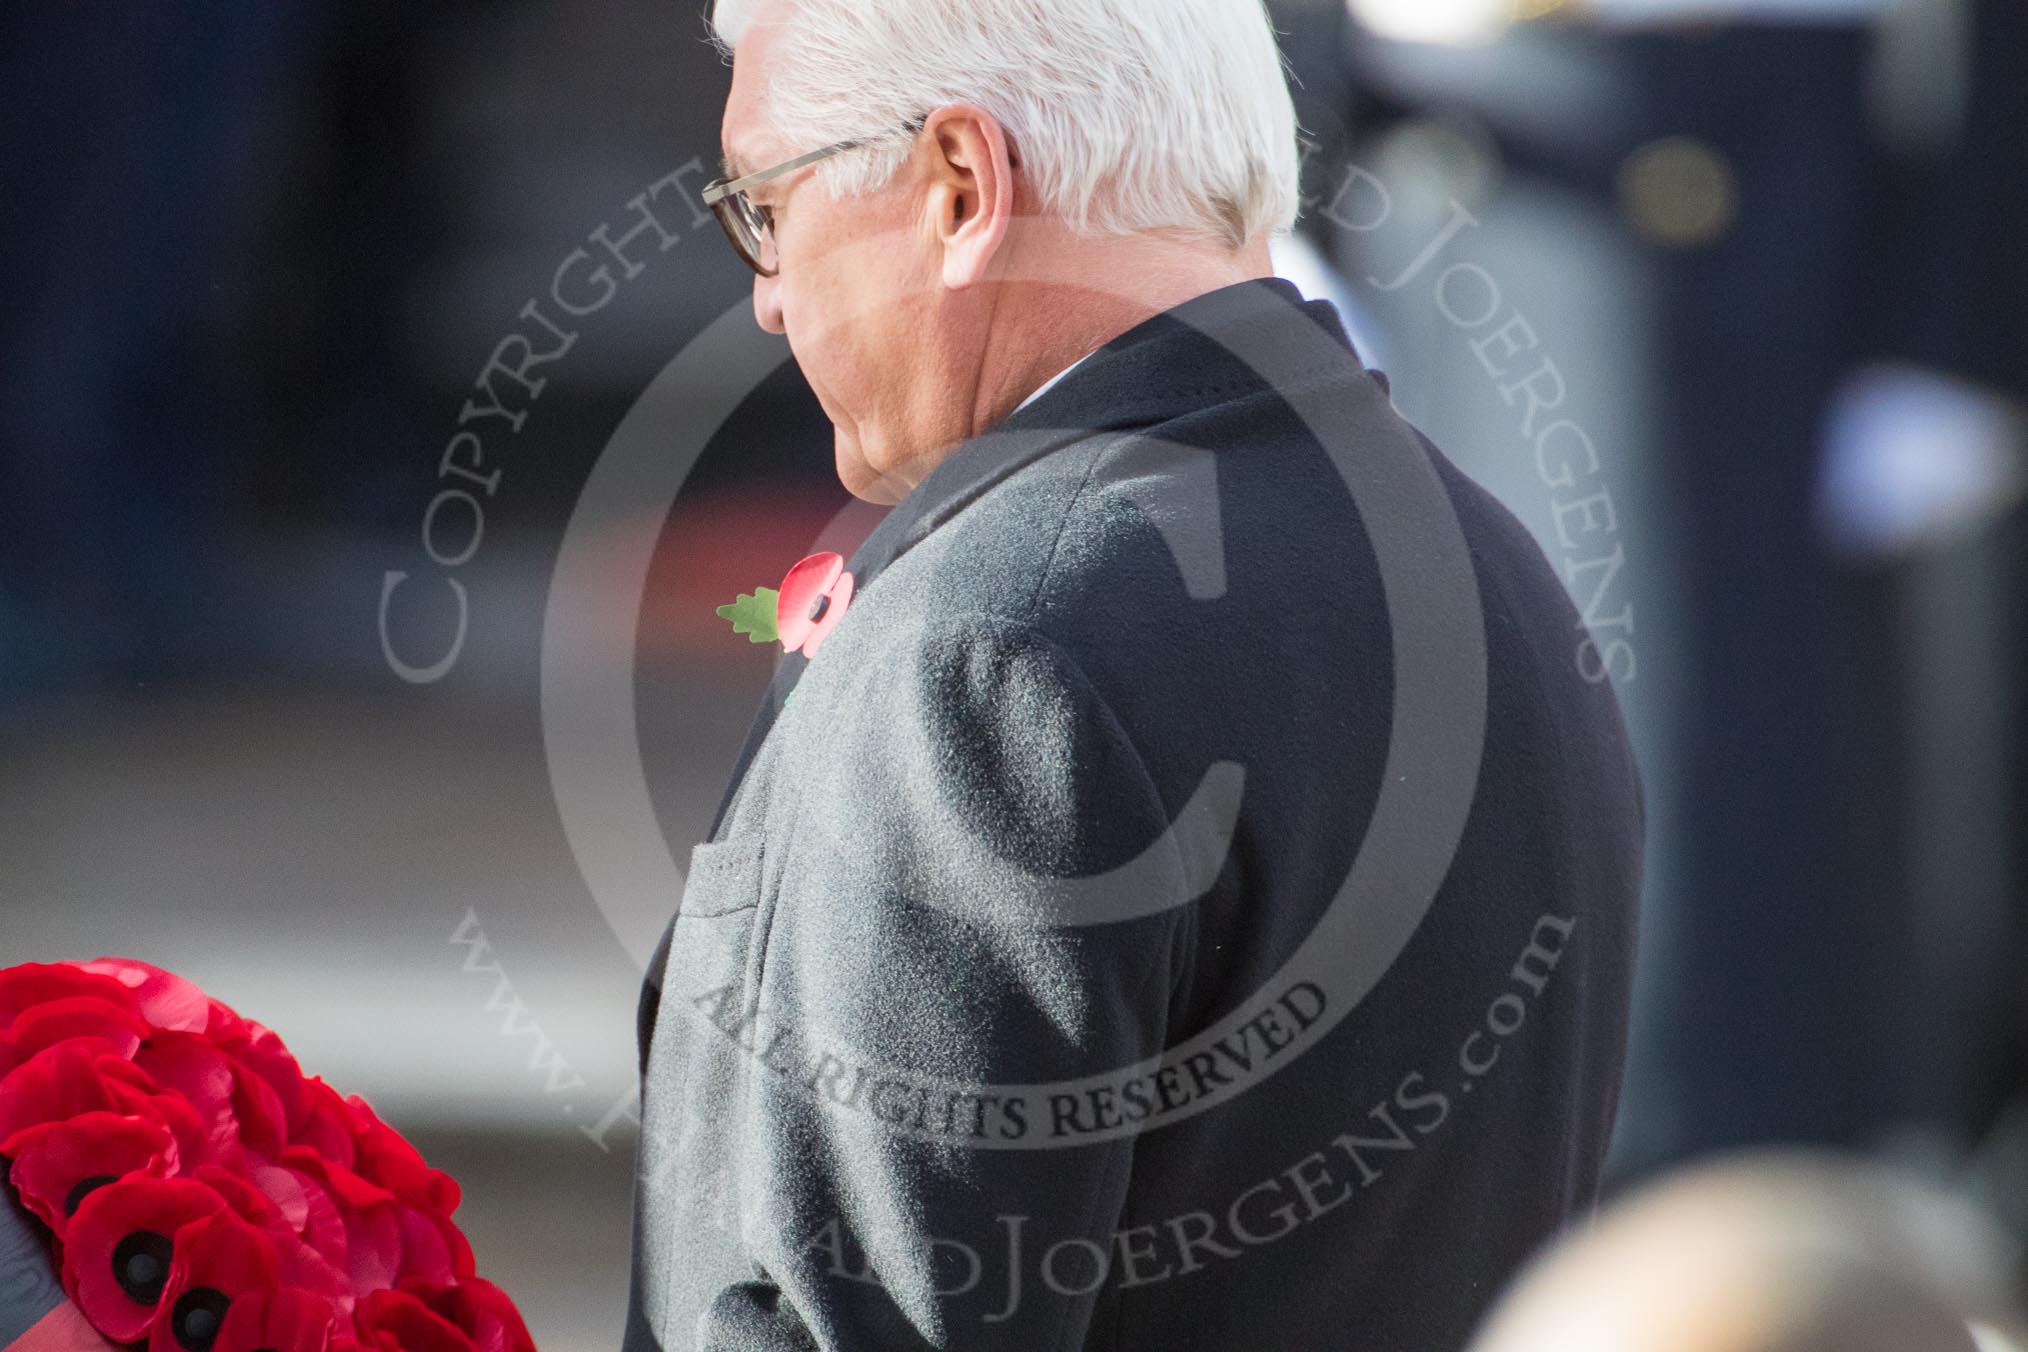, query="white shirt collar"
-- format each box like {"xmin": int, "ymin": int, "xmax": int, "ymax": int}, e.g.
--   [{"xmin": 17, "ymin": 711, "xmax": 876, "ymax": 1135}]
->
[{"xmin": 1012, "ymin": 349, "xmax": 1096, "ymax": 415}]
